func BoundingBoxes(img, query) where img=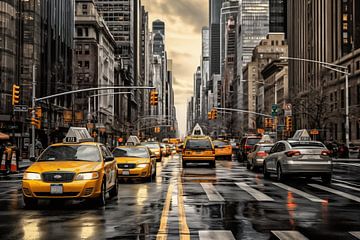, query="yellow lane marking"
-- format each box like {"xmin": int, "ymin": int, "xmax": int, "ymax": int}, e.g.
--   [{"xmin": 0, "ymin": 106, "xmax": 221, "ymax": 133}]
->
[
  {"xmin": 178, "ymin": 177, "xmax": 190, "ymax": 240},
  {"xmin": 156, "ymin": 183, "xmax": 174, "ymax": 240}
]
